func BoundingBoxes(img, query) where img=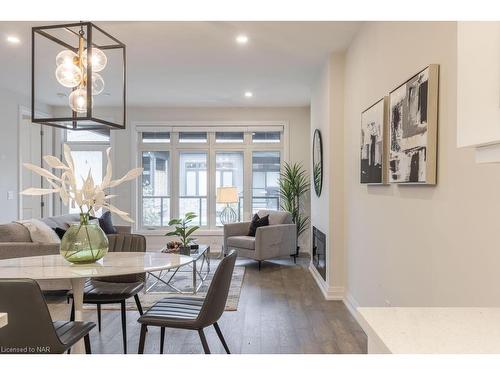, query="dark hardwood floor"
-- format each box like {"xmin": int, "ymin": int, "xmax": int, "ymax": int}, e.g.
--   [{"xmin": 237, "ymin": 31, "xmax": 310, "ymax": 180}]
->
[{"xmin": 47, "ymin": 256, "xmax": 367, "ymax": 354}]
